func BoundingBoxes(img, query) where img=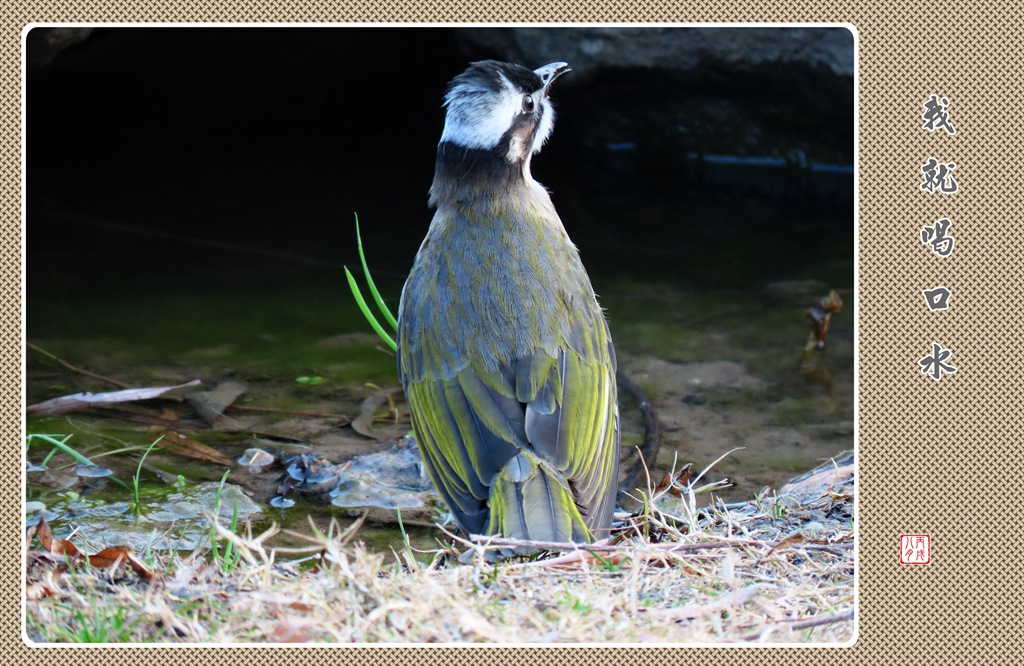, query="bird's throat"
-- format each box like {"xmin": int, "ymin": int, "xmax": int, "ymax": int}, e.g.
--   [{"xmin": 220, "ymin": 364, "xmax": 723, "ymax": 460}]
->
[{"xmin": 429, "ymin": 141, "xmax": 528, "ymax": 209}]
